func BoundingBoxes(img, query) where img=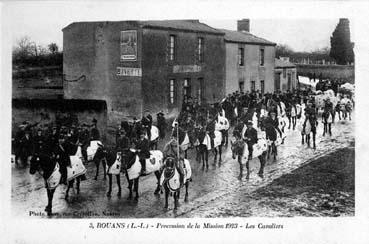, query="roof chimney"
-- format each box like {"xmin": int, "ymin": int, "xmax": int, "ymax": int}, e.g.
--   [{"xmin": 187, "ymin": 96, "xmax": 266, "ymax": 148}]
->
[{"xmin": 237, "ymin": 19, "xmax": 250, "ymax": 32}]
